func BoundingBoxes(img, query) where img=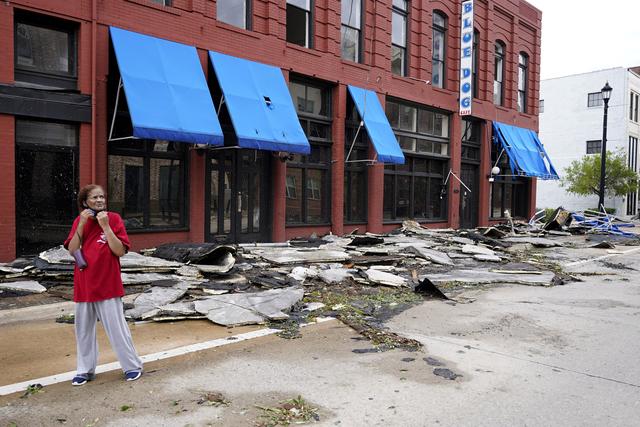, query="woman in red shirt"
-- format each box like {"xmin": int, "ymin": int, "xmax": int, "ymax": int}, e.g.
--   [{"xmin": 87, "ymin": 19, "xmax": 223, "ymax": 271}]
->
[{"xmin": 64, "ymin": 184, "xmax": 143, "ymax": 386}]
